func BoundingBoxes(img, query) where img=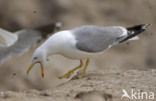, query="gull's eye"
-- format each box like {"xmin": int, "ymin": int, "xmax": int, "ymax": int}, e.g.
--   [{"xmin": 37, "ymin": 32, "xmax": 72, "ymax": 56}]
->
[{"xmin": 33, "ymin": 57, "xmax": 38, "ymax": 60}]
